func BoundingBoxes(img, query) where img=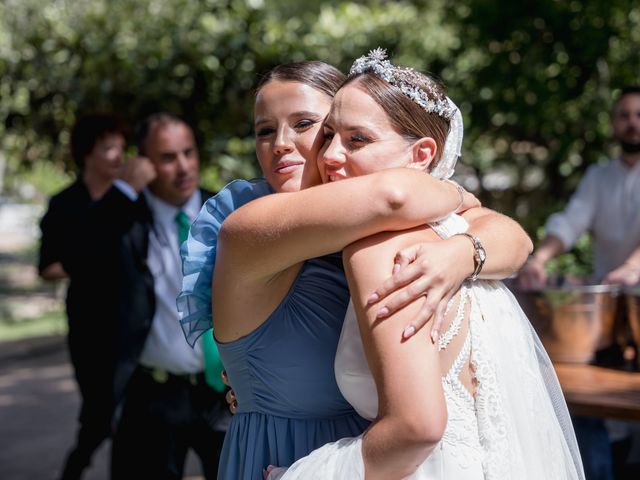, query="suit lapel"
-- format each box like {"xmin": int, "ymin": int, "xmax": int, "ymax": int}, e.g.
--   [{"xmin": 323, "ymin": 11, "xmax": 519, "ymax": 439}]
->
[{"xmin": 126, "ymin": 196, "xmax": 153, "ymax": 276}]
